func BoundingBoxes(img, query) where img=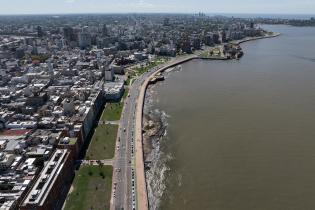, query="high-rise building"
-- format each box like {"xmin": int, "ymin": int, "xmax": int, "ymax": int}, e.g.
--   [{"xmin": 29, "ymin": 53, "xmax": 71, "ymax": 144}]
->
[
  {"xmin": 37, "ymin": 26, "xmax": 43, "ymax": 37},
  {"xmin": 63, "ymin": 27, "xmax": 76, "ymax": 42},
  {"xmin": 213, "ymin": 33, "xmax": 221, "ymax": 44},
  {"xmin": 204, "ymin": 33, "xmax": 214, "ymax": 46},
  {"xmin": 250, "ymin": 22, "xmax": 255, "ymax": 29},
  {"xmin": 181, "ymin": 39, "xmax": 192, "ymax": 54},
  {"xmin": 102, "ymin": 24, "xmax": 108, "ymax": 36},
  {"xmin": 20, "ymin": 150, "xmax": 73, "ymax": 210},
  {"xmin": 221, "ymin": 31, "xmax": 227, "ymax": 43},
  {"xmin": 105, "ymin": 68, "xmax": 114, "ymax": 81},
  {"xmin": 78, "ymin": 32, "xmax": 92, "ymax": 49},
  {"xmin": 192, "ymin": 37, "xmax": 201, "ymax": 50}
]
